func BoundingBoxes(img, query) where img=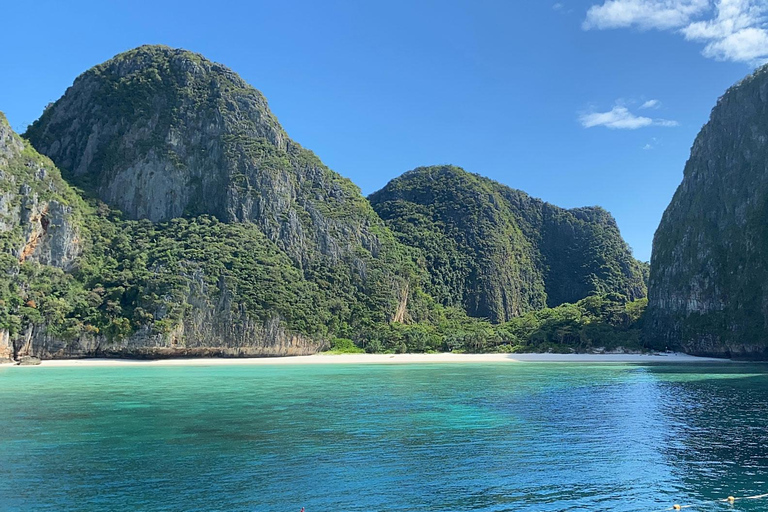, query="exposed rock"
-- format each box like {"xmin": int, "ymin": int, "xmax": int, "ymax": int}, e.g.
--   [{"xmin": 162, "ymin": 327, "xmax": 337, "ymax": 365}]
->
[
  {"xmin": 10, "ymin": 251, "xmax": 323, "ymax": 360},
  {"xmin": 17, "ymin": 355, "xmax": 41, "ymax": 365},
  {"xmin": 0, "ymin": 112, "xmax": 336, "ymax": 360},
  {"xmin": 647, "ymin": 64, "xmax": 768, "ymax": 359},
  {"xmin": 0, "ymin": 113, "xmax": 24, "ymax": 166},
  {"xmin": 0, "ymin": 45, "xmax": 652, "ymax": 359},
  {"xmin": 25, "ymin": 45, "xmax": 390, "ymax": 269},
  {"xmin": 0, "ymin": 113, "xmax": 82, "ymax": 270},
  {"xmin": 17, "ymin": 315, "xmax": 320, "ymax": 360},
  {"xmin": 0, "ymin": 47, "xmax": 422, "ymax": 360},
  {"xmin": 0, "ymin": 329, "xmax": 12, "ymax": 362}
]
